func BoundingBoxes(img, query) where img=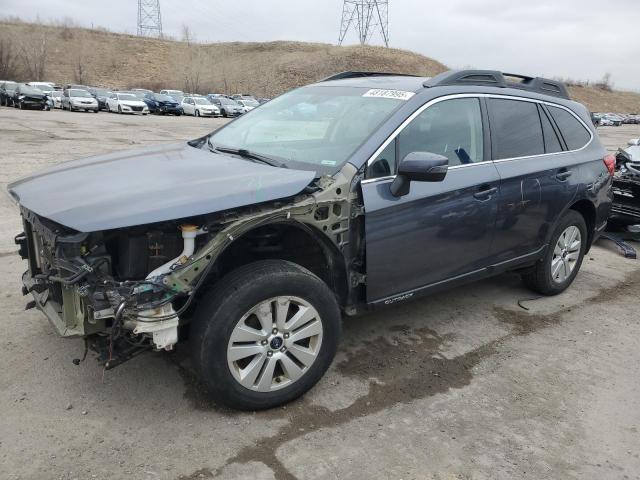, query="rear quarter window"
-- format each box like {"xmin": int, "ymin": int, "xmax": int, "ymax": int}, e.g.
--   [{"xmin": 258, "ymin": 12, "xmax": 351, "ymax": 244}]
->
[{"xmin": 548, "ymin": 106, "xmax": 591, "ymax": 150}]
